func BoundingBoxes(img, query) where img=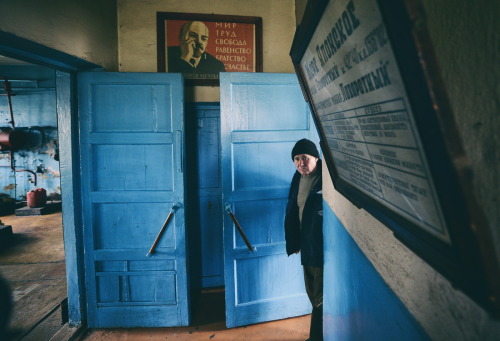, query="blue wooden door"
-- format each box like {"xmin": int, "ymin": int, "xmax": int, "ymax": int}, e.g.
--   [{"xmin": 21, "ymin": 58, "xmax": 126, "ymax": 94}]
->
[
  {"xmin": 185, "ymin": 103, "xmax": 224, "ymax": 289},
  {"xmin": 78, "ymin": 72, "xmax": 189, "ymax": 327},
  {"xmin": 220, "ymin": 73, "xmax": 319, "ymax": 328}
]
